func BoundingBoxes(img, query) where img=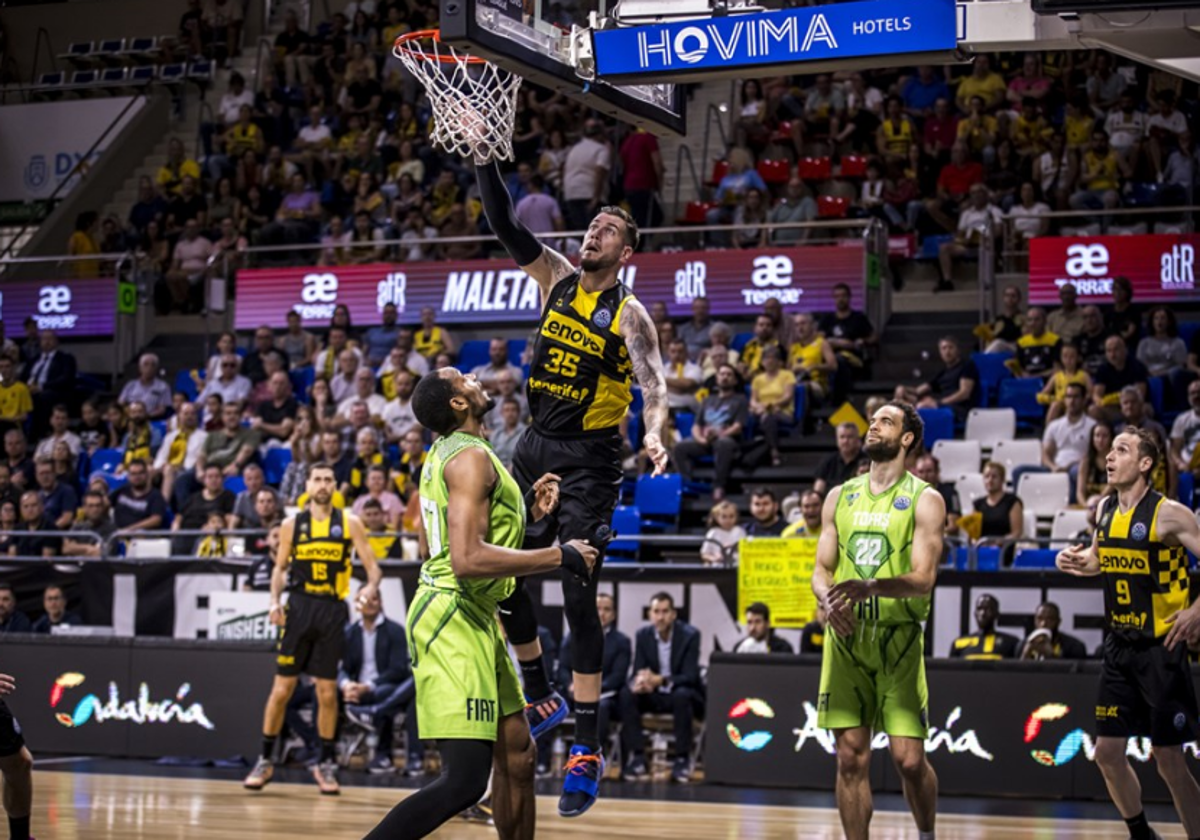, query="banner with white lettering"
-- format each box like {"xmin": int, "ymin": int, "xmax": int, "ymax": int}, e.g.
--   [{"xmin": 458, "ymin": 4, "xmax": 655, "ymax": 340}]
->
[
  {"xmin": 0, "ymin": 97, "xmax": 146, "ymax": 201},
  {"xmin": 1028, "ymin": 234, "xmax": 1200, "ymax": 306},
  {"xmin": 234, "ymin": 244, "xmax": 865, "ymax": 329},
  {"xmin": 0, "ymin": 277, "xmax": 117, "ymax": 336}
]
